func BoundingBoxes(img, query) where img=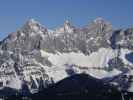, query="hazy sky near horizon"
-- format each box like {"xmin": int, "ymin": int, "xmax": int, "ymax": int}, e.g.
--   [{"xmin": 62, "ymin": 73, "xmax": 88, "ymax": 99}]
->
[{"xmin": 0, "ymin": 0, "xmax": 133, "ymax": 39}]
